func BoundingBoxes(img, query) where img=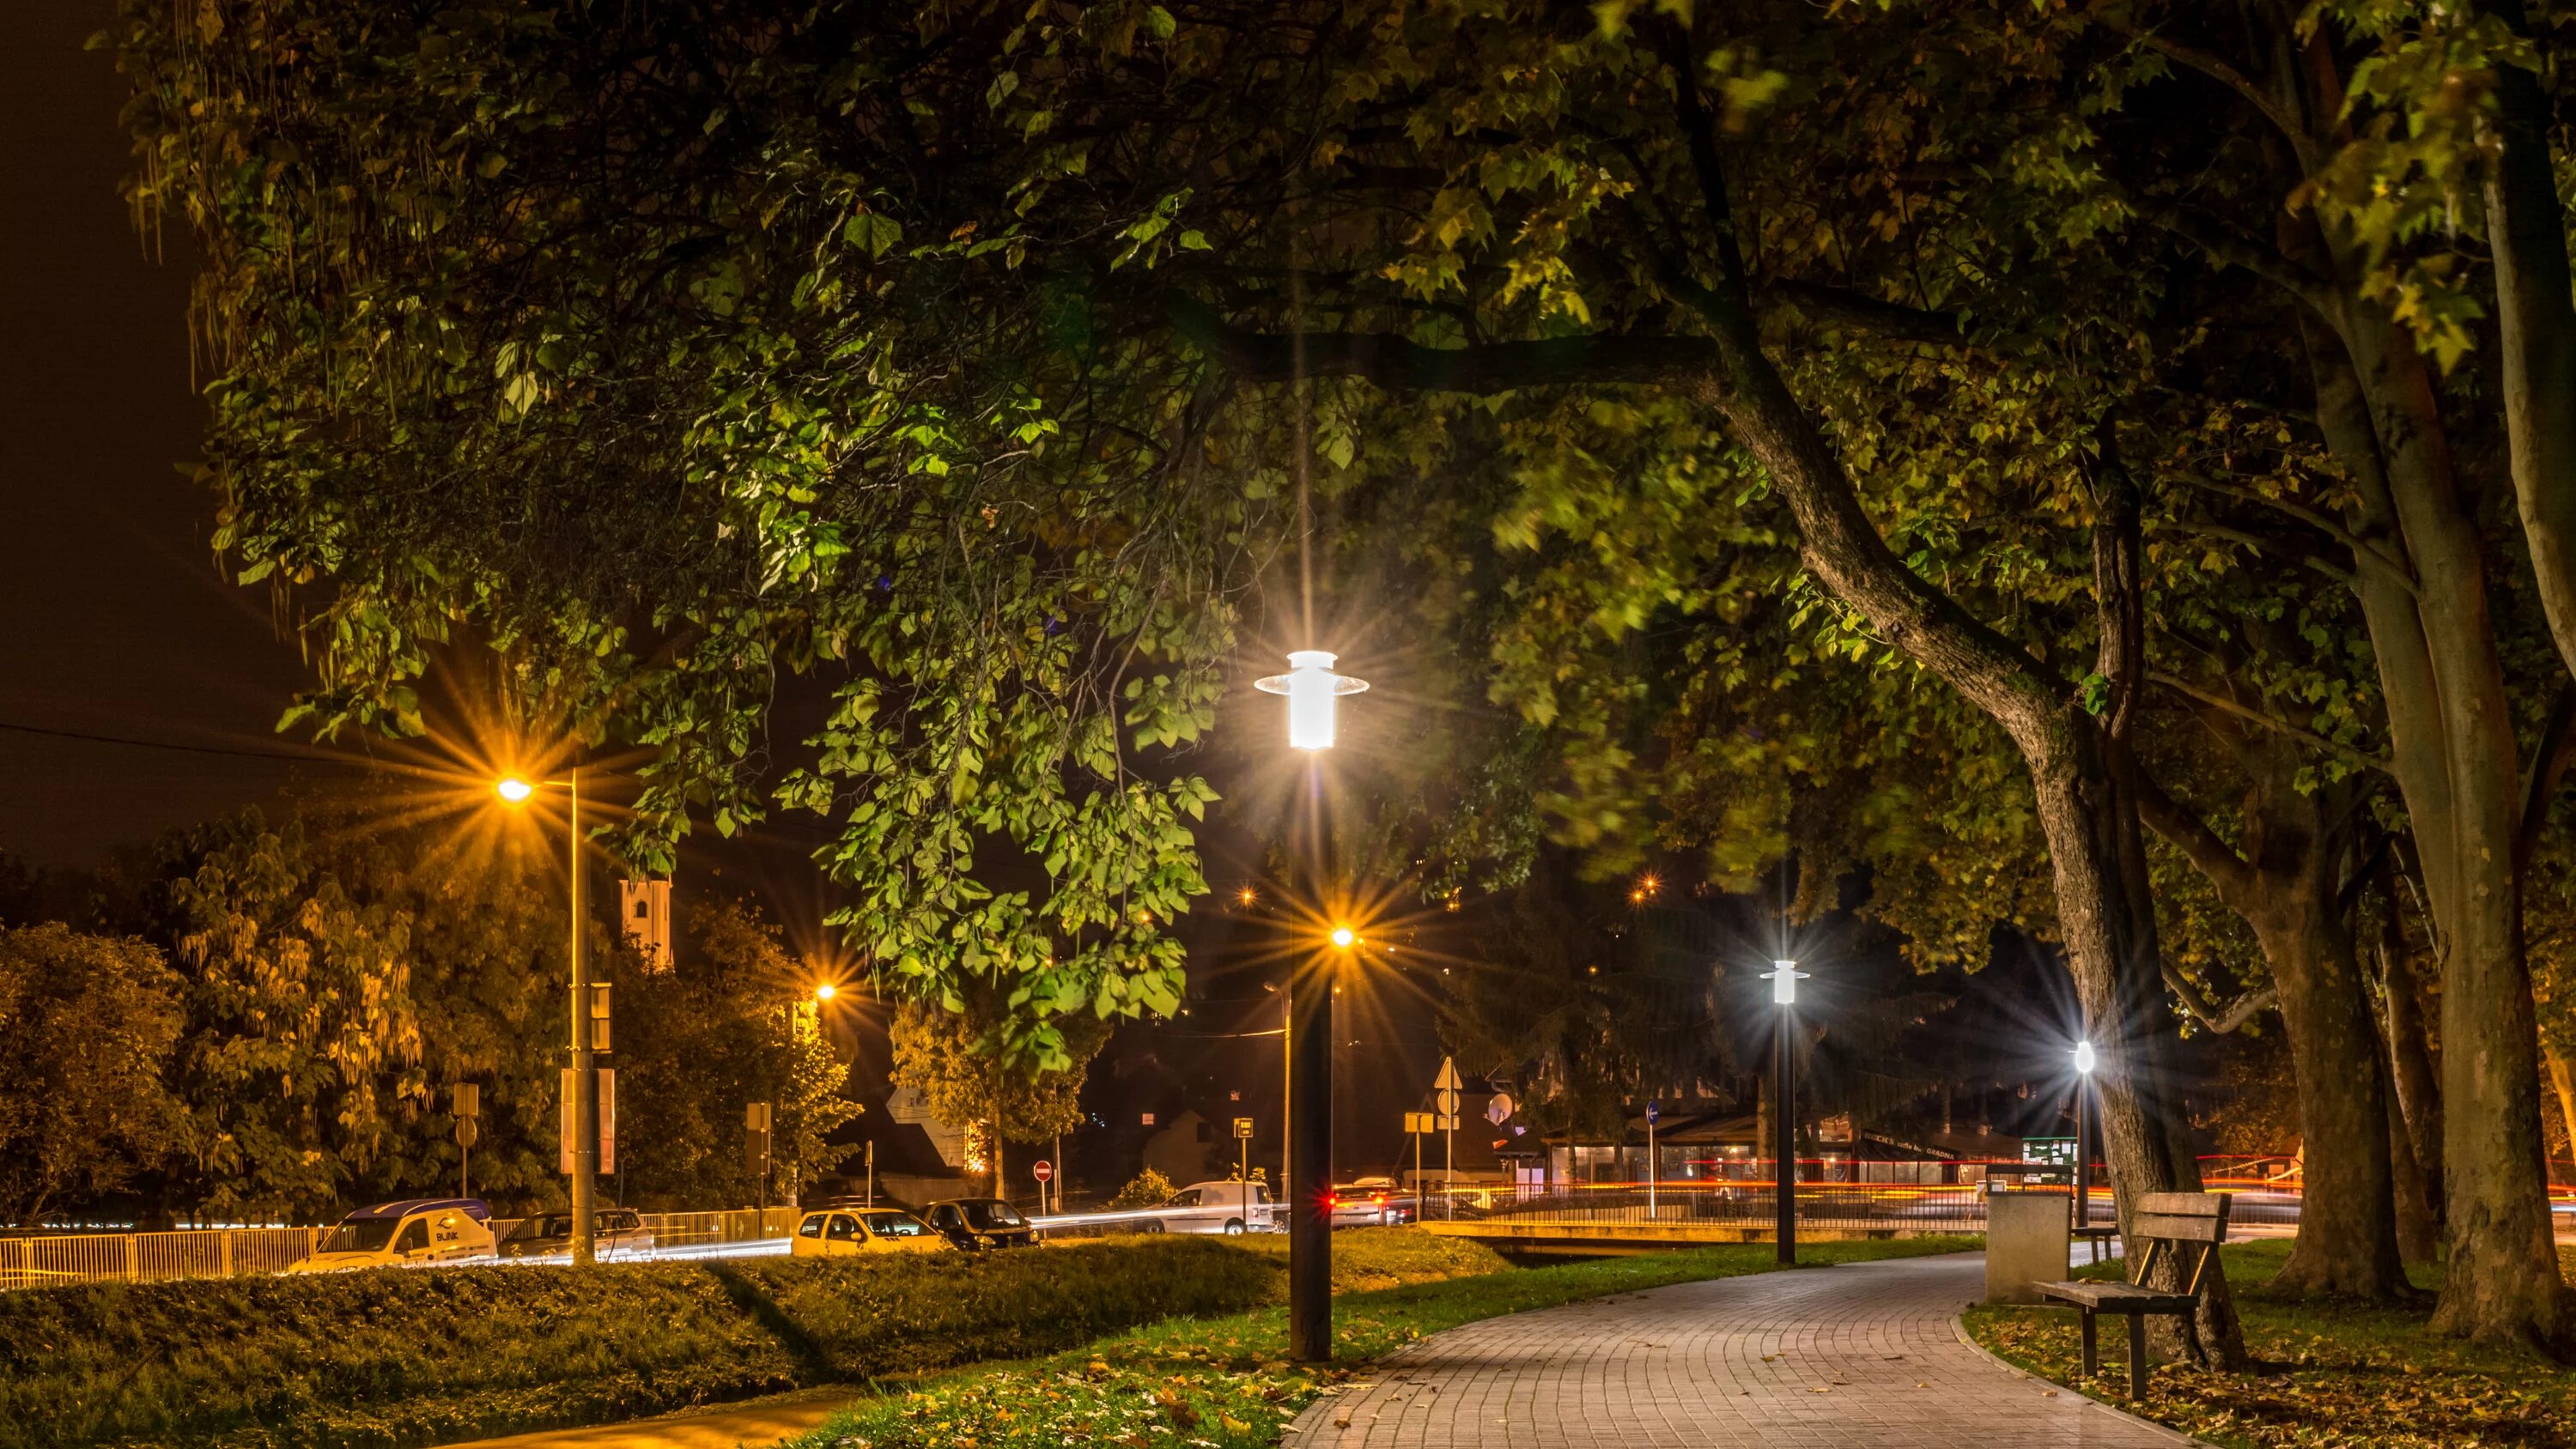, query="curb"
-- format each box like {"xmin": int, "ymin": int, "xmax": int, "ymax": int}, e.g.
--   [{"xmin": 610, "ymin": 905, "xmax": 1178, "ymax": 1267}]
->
[{"xmin": 1948, "ymin": 1311, "xmax": 2218, "ymax": 1447}]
